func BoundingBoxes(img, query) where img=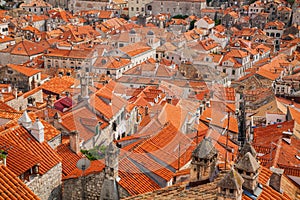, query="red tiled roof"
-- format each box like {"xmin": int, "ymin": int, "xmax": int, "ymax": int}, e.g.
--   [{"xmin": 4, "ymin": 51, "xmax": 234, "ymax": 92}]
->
[
  {"xmin": 7, "ymin": 64, "xmax": 41, "ymax": 77},
  {"xmin": 56, "ymin": 143, "xmax": 82, "ymax": 177},
  {"xmin": 41, "ymin": 76, "xmax": 75, "ymax": 95},
  {"xmin": 0, "ymin": 165, "xmax": 40, "ymax": 200},
  {"xmin": 134, "ymin": 122, "xmax": 196, "ymax": 170},
  {"xmin": 61, "ymin": 106, "xmax": 108, "ymax": 142},
  {"xmin": 118, "ymin": 157, "xmax": 161, "ymax": 195},
  {"xmin": 63, "ymin": 160, "xmax": 105, "ymax": 180},
  {"xmin": 0, "ymin": 137, "xmax": 40, "ymax": 176},
  {"xmin": 1, "ymin": 40, "xmax": 47, "ymax": 56},
  {"xmin": 0, "ymin": 125, "xmax": 61, "ymax": 175}
]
